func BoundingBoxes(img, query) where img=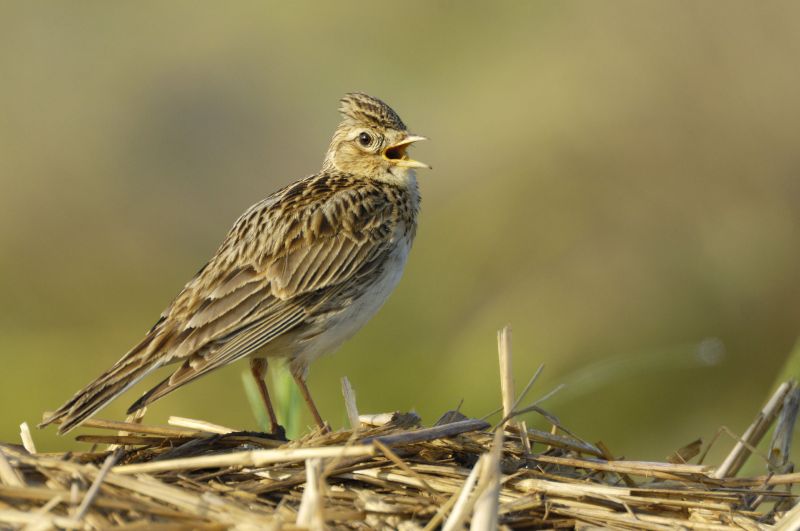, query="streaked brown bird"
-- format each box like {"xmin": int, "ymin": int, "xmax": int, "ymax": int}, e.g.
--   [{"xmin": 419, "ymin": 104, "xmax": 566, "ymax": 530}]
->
[{"xmin": 40, "ymin": 93, "xmax": 429, "ymax": 435}]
